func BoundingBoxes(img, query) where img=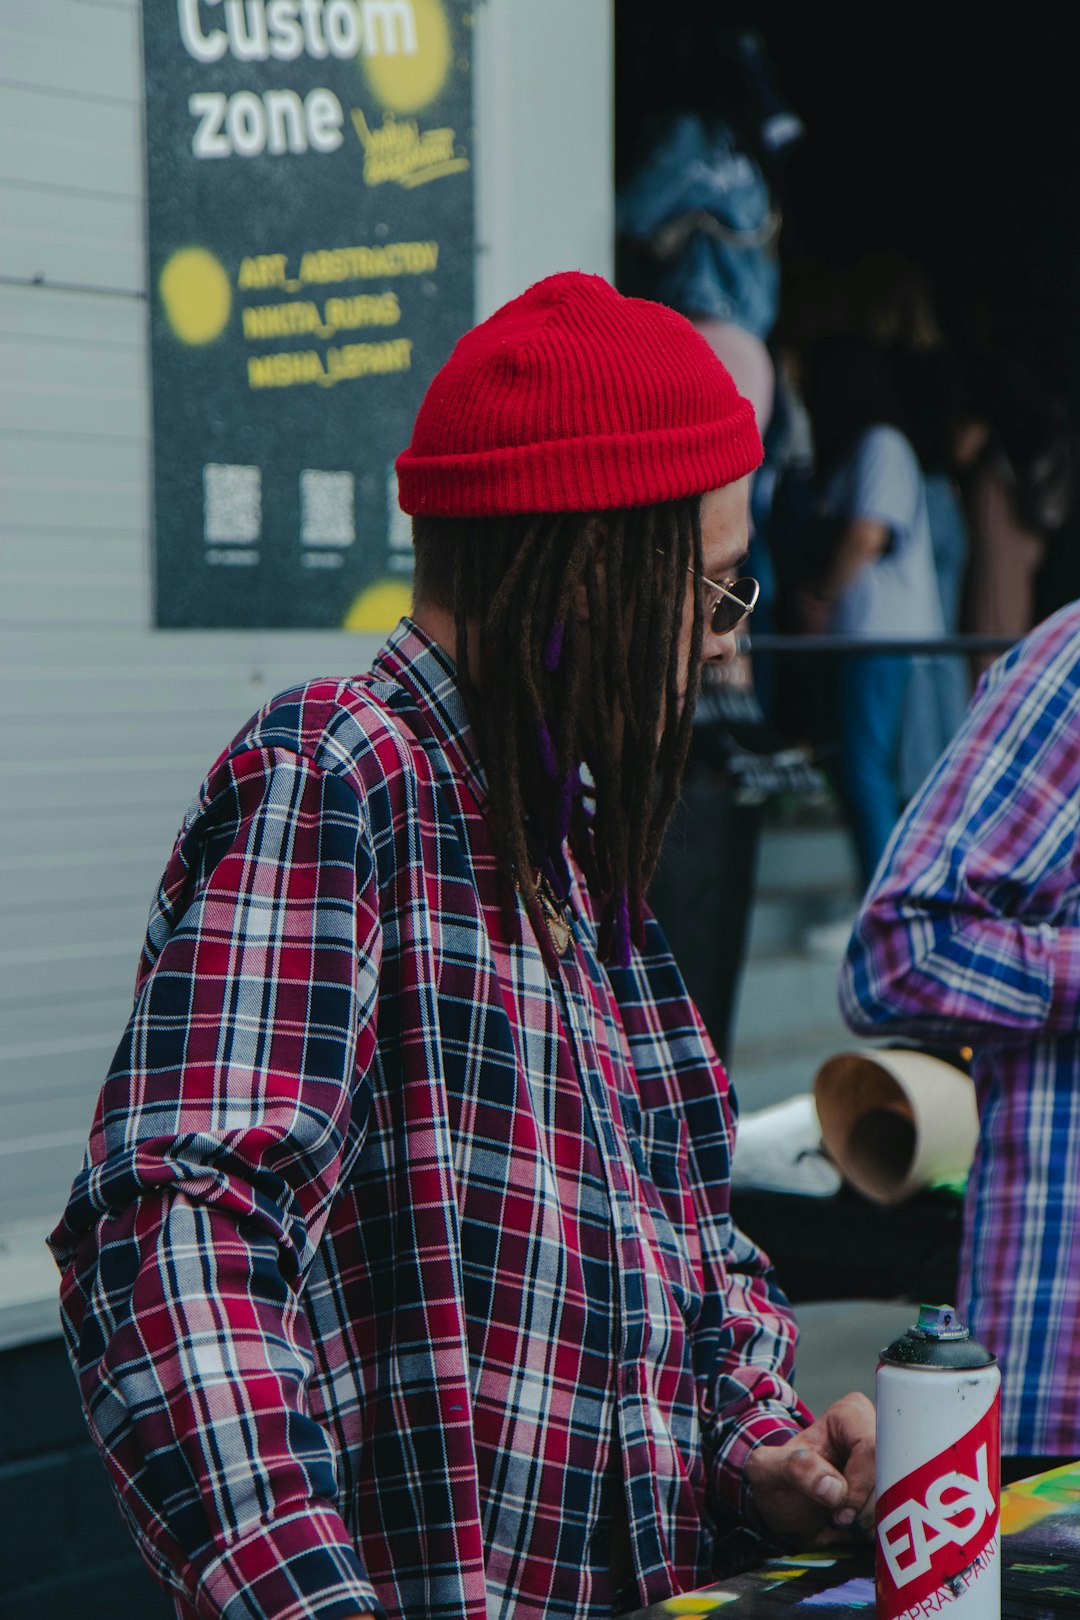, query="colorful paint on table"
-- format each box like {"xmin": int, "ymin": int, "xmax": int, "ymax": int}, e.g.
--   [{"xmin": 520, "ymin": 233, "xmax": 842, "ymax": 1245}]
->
[{"xmin": 623, "ymin": 1462, "xmax": 1080, "ymax": 1619}]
